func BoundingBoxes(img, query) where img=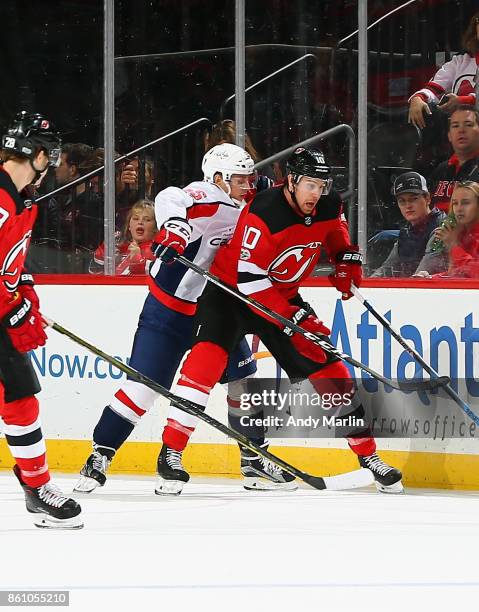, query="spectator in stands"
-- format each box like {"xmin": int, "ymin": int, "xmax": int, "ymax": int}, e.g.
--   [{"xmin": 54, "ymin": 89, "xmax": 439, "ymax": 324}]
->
[
  {"xmin": 408, "ymin": 12, "xmax": 479, "ymax": 129},
  {"xmin": 115, "ymin": 156, "xmax": 155, "ymax": 227},
  {"xmin": 371, "ymin": 172, "xmax": 445, "ymax": 278},
  {"xmin": 89, "ymin": 199, "xmax": 157, "ymax": 275},
  {"xmin": 90, "ymin": 147, "xmax": 121, "ymax": 195},
  {"xmin": 428, "ymin": 106, "xmax": 479, "ymax": 212},
  {"xmin": 111, "ymin": 155, "xmax": 154, "ymax": 202},
  {"xmin": 55, "ymin": 143, "xmax": 104, "ymax": 258},
  {"xmin": 417, "ymin": 181, "xmax": 479, "ymax": 279},
  {"xmin": 205, "ymin": 119, "xmax": 261, "ymax": 161},
  {"xmin": 205, "ymin": 119, "xmax": 276, "ymax": 187},
  {"xmin": 30, "ymin": 167, "xmax": 61, "ymax": 245}
]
